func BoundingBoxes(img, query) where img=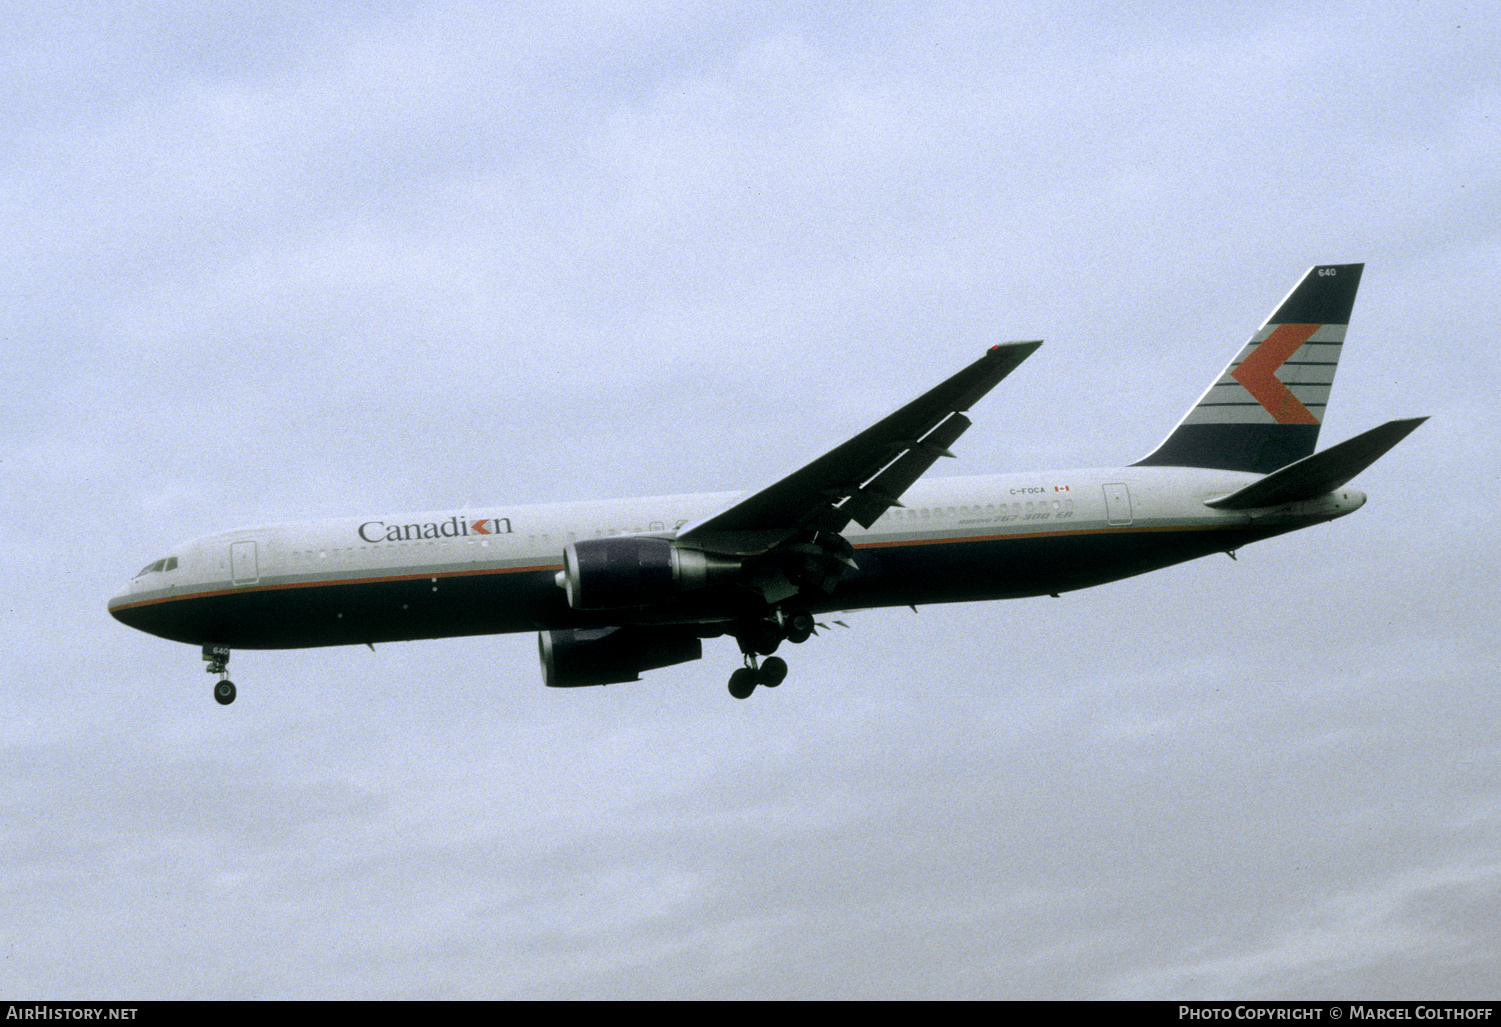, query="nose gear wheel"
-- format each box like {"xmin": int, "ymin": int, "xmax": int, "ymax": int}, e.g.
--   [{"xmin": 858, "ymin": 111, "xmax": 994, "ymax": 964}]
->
[{"xmin": 202, "ymin": 643, "xmax": 237, "ymax": 706}]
